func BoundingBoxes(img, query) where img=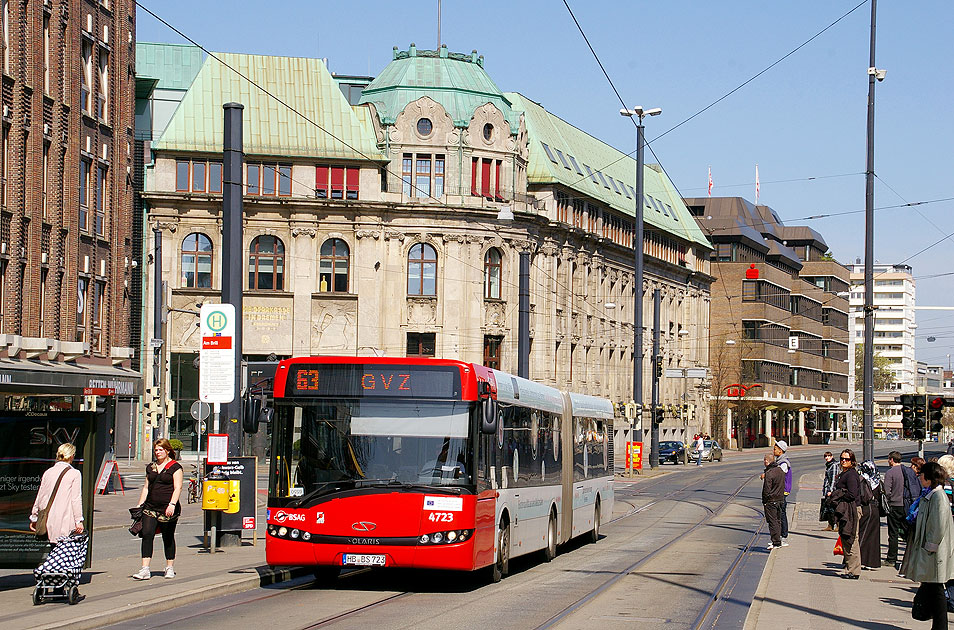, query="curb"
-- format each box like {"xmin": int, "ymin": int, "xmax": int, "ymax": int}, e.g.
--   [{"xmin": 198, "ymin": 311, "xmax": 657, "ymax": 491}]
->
[{"xmin": 31, "ymin": 564, "xmax": 312, "ymax": 630}]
